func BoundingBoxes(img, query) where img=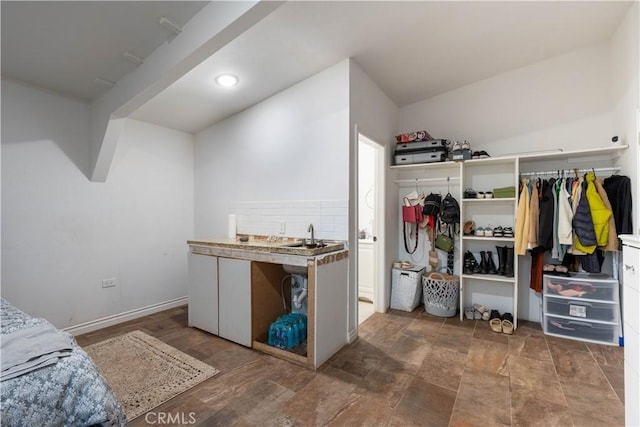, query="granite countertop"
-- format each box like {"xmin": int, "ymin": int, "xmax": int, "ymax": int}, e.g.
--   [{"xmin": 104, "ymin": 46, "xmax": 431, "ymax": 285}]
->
[{"xmin": 187, "ymin": 235, "xmax": 345, "ymax": 257}]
